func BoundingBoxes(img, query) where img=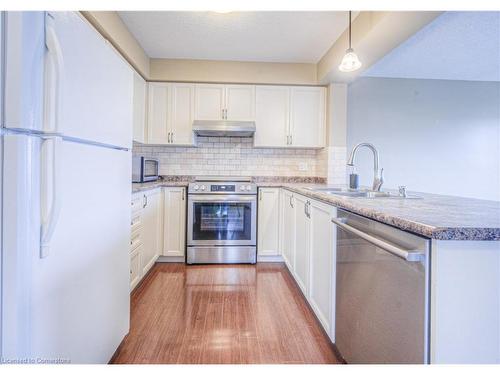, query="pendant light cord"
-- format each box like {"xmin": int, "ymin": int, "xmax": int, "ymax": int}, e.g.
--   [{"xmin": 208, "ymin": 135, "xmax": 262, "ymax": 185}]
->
[{"xmin": 348, "ymin": 11, "xmax": 352, "ymax": 50}]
